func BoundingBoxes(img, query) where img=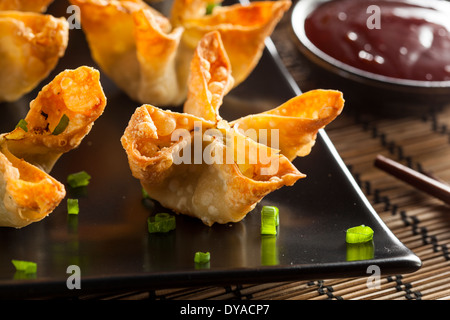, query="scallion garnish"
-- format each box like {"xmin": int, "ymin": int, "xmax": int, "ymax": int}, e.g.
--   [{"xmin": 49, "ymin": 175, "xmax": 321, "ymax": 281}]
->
[
  {"xmin": 261, "ymin": 206, "xmax": 279, "ymax": 235},
  {"xmin": 11, "ymin": 259, "xmax": 37, "ymax": 274},
  {"xmin": 52, "ymin": 114, "xmax": 69, "ymax": 135},
  {"xmin": 142, "ymin": 187, "xmax": 150, "ymax": 199},
  {"xmin": 194, "ymin": 251, "xmax": 210, "ymax": 264},
  {"xmin": 154, "ymin": 212, "xmax": 172, "ymax": 222},
  {"xmin": 346, "ymin": 225, "xmax": 374, "ymax": 243},
  {"xmin": 148, "ymin": 213, "xmax": 176, "ymax": 233},
  {"xmin": 206, "ymin": 2, "xmax": 219, "ymax": 15},
  {"xmin": 67, "ymin": 171, "xmax": 91, "ymax": 188},
  {"xmin": 15, "ymin": 119, "xmax": 28, "ymax": 132},
  {"xmin": 67, "ymin": 198, "xmax": 79, "ymax": 215},
  {"xmin": 261, "ymin": 235, "xmax": 278, "ymax": 266},
  {"xmin": 346, "ymin": 241, "xmax": 374, "ymax": 261}
]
